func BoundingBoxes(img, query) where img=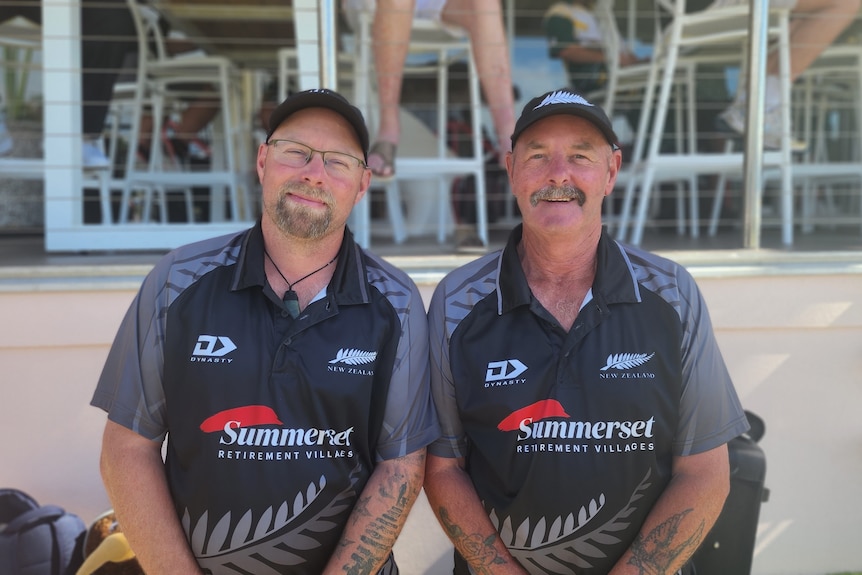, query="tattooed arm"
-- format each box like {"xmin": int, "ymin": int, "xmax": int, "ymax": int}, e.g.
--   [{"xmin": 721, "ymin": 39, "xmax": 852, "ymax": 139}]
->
[
  {"xmin": 609, "ymin": 444, "xmax": 731, "ymax": 575},
  {"xmin": 424, "ymin": 454, "xmax": 529, "ymax": 575},
  {"xmin": 322, "ymin": 448, "xmax": 426, "ymax": 575}
]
